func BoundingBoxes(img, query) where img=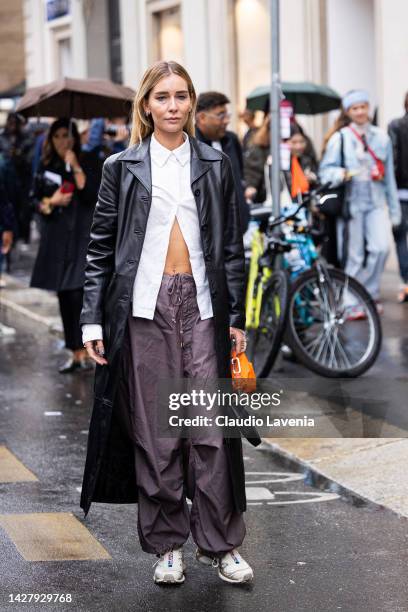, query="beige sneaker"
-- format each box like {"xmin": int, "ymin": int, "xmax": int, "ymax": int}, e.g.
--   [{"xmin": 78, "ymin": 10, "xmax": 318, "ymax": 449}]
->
[
  {"xmin": 153, "ymin": 547, "xmax": 186, "ymax": 584},
  {"xmin": 196, "ymin": 548, "xmax": 254, "ymax": 583}
]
